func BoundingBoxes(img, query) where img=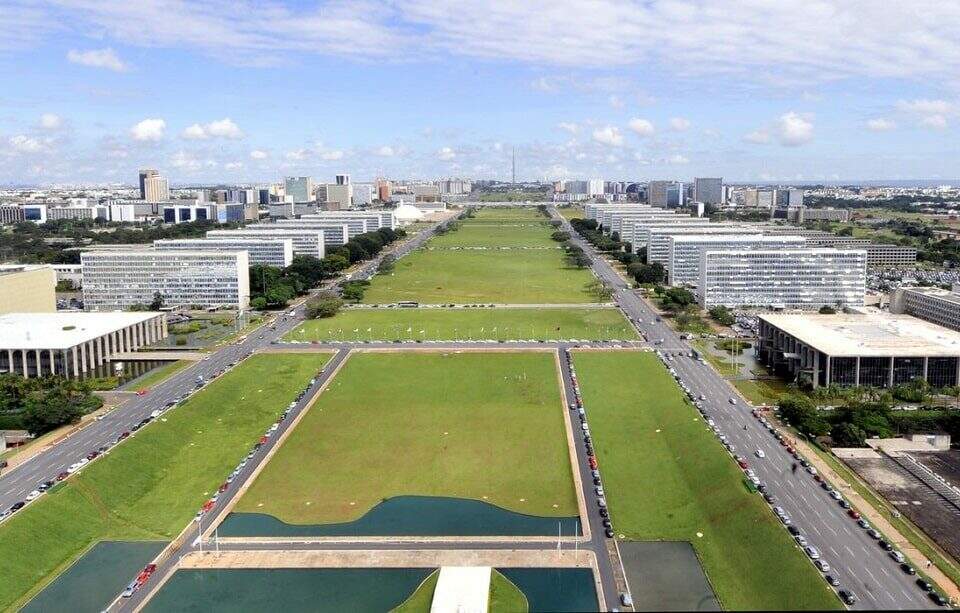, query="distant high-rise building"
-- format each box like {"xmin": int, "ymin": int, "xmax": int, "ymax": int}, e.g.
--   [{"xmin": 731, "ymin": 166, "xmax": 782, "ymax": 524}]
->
[
  {"xmin": 335, "ymin": 174, "xmax": 351, "ymax": 186},
  {"xmin": 377, "ymin": 179, "xmax": 392, "ymax": 202},
  {"xmin": 693, "ymin": 178, "xmax": 723, "ymax": 205},
  {"xmin": 143, "ymin": 174, "xmax": 170, "ymax": 203},
  {"xmin": 284, "ymin": 176, "xmax": 315, "ymax": 203},
  {"xmin": 775, "ymin": 188, "xmax": 804, "ymax": 207},
  {"xmin": 138, "ymin": 169, "xmax": 159, "ymax": 200},
  {"xmin": 648, "ymin": 181, "xmax": 684, "ymax": 208}
]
